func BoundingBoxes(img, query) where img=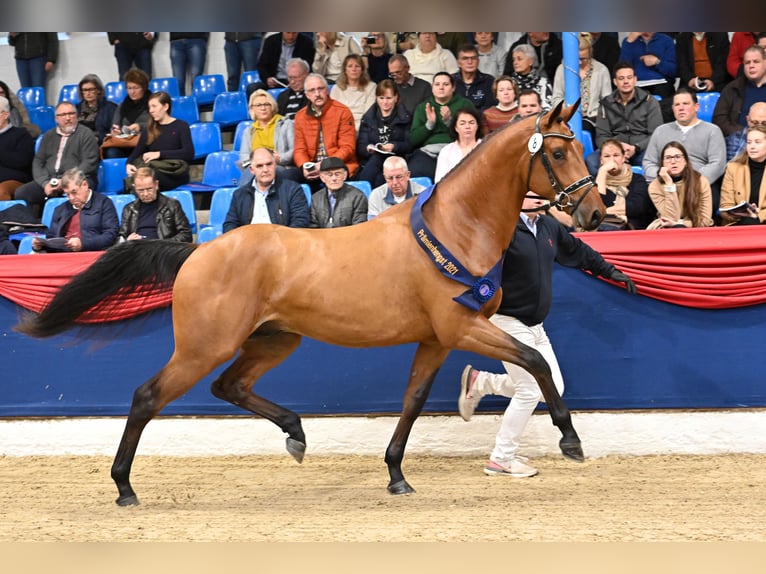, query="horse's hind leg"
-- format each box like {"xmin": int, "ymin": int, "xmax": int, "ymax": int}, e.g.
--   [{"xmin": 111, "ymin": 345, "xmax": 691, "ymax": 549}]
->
[
  {"xmin": 210, "ymin": 330, "xmax": 307, "ymax": 462},
  {"xmin": 385, "ymin": 342, "xmax": 449, "ymax": 495}
]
